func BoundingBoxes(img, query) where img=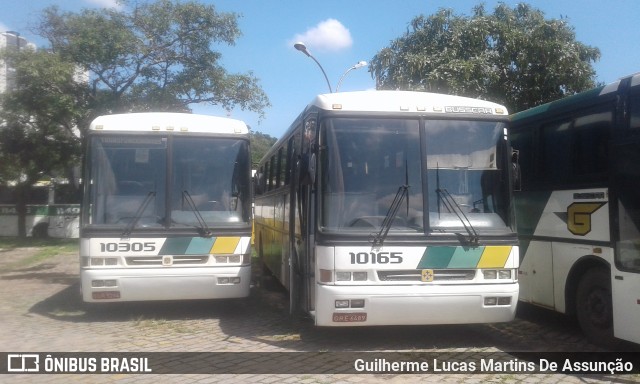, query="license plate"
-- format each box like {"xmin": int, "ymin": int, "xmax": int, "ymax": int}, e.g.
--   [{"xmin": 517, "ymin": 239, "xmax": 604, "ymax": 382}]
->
[
  {"xmin": 332, "ymin": 312, "xmax": 367, "ymax": 322},
  {"xmin": 92, "ymin": 291, "xmax": 121, "ymax": 300}
]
